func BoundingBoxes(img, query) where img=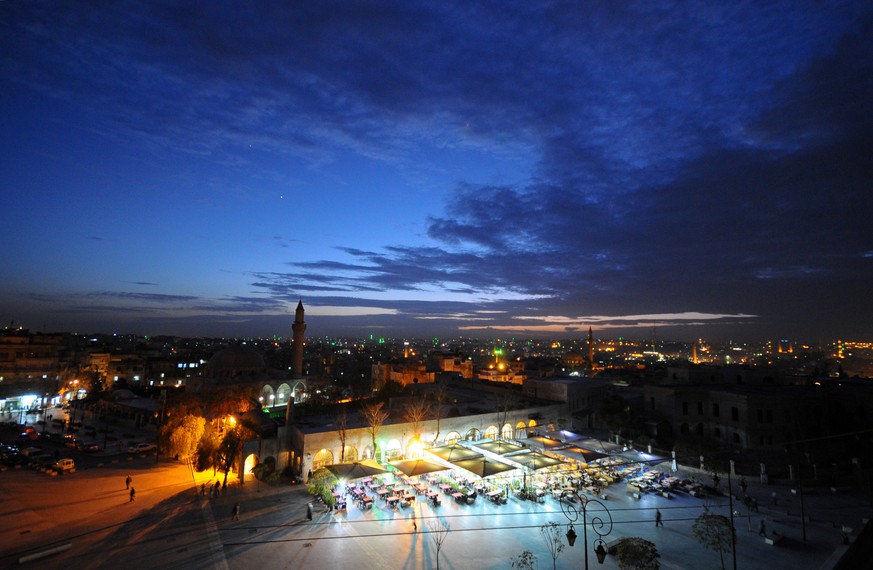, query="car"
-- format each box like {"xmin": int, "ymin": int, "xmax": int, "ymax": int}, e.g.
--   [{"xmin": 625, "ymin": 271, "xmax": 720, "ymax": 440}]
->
[
  {"xmin": 1, "ymin": 451, "xmax": 24, "ymax": 465},
  {"xmin": 53, "ymin": 458, "xmax": 75, "ymax": 472},
  {"xmin": 80, "ymin": 441, "xmax": 100, "ymax": 452},
  {"xmin": 65, "ymin": 438, "xmax": 82, "ymax": 449},
  {"xmin": 34, "ymin": 454, "xmax": 55, "ymax": 468},
  {"xmin": 127, "ymin": 442, "xmax": 156, "ymax": 454}
]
